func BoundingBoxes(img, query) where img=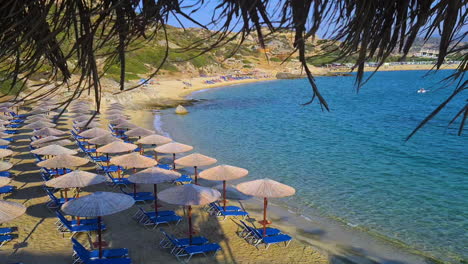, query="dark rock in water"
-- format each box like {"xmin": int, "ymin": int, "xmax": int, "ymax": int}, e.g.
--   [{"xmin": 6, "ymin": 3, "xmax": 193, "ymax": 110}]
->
[{"xmin": 275, "ymin": 72, "xmax": 306, "ymax": 79}]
